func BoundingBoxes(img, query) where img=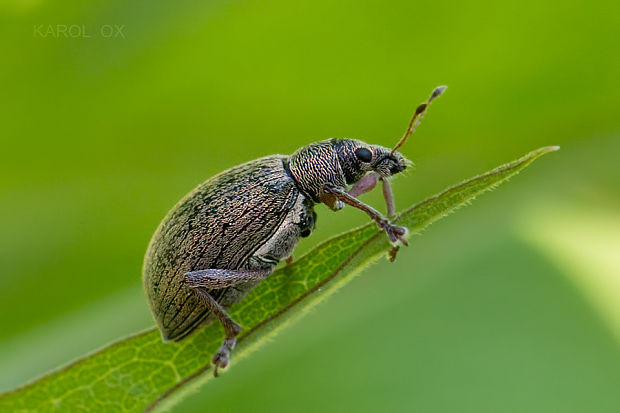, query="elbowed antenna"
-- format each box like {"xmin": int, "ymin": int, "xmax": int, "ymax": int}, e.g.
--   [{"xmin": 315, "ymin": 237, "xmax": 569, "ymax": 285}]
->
[{"xmin": 391, "ymin": 85, "xmax": 447, "ymax": 156}]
